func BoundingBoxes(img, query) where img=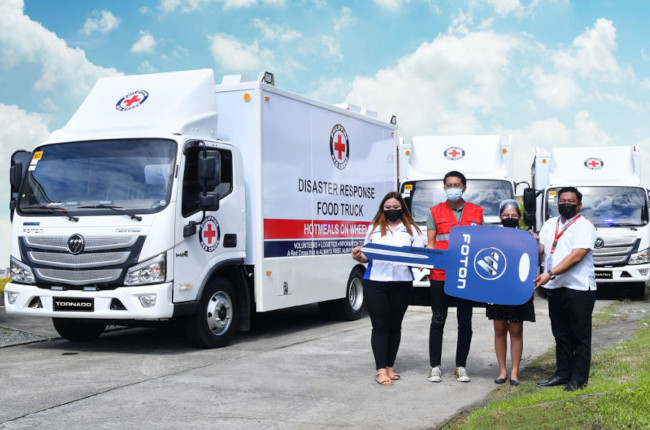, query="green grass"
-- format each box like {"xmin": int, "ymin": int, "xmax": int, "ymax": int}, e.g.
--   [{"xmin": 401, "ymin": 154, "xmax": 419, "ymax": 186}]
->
[
  {"xmin": 0, "ymin": 277, "xmax": 8, "ymax": 294},
  {"xmin": 444, "ymin": 301, "xmax": 650, "ymax": 430}
]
